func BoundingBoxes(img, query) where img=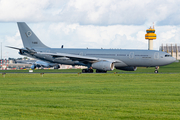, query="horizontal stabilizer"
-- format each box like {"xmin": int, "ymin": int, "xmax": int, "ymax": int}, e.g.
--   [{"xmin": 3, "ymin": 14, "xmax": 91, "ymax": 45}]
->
[{"xmin": 6, "ymin": 46, "xmax": 24, "ymax": 50}]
